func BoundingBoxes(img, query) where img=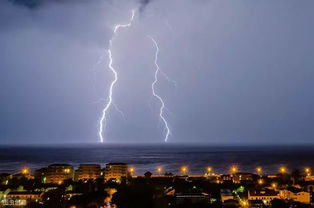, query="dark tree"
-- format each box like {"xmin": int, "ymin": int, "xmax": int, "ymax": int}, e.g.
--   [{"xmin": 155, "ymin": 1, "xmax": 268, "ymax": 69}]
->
[{"xmin": 271, "ymin": 199, "xmax": 288, "ymax": 208}]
